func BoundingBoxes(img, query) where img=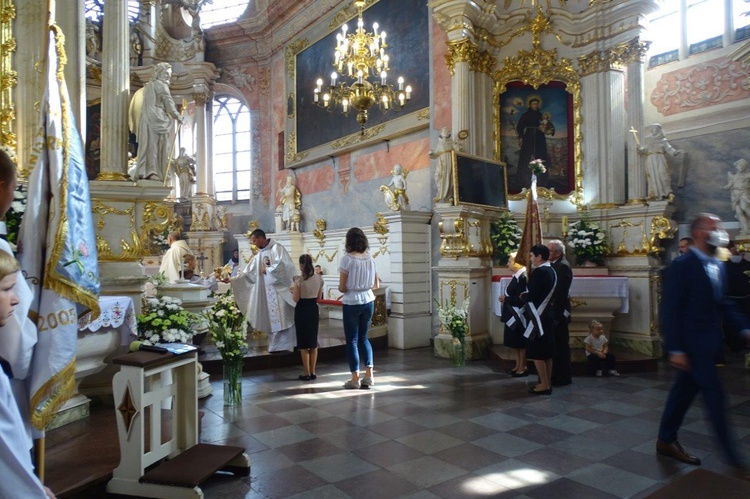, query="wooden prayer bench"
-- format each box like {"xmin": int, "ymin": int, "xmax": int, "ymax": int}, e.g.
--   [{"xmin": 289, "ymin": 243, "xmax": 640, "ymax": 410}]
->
[{"xmin": 107, "ymin": 350, "xmax": 250, "ymax": 498}]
